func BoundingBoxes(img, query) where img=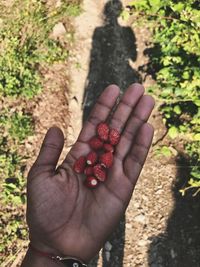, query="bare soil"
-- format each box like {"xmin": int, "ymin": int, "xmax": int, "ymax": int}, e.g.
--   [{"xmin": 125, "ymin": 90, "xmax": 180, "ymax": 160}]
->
[{"xmin": 24, "ymin": 63, "xmax": 71, "ymax": 174}]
